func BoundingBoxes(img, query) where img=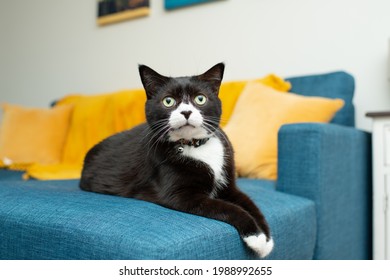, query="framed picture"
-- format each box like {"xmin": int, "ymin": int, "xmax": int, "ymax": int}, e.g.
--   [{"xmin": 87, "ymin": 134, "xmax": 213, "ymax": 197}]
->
[
  {"xmin": 97, "ymin": 0, "xmax": 150, "ymax": 26},
  {"xmin": 165, "ymin": 0, "xmax": 221, "ymax": 10}
]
